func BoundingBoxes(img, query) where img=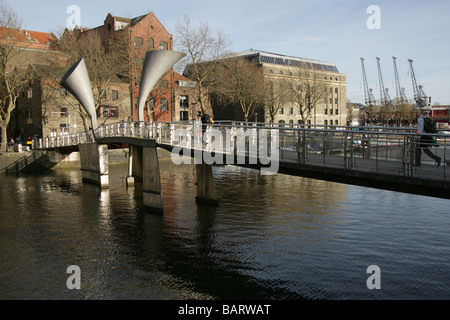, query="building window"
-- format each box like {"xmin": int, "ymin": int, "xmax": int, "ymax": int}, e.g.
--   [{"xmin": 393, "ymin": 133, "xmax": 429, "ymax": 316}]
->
[
  {"xmin": 335, "ymin": 98, "xmax": 338, "ymax": 105},
  {"xmin": 60, "ymin": 125, "xmax": 69, "ymax": 135},
  {"xmin": 27, "ymin": 89, "xmax": 32, "ymax": 99},
  {"xmin": 159, "ymin": 41, "xmax": 168, "ymax": 50},
  {"xmin": 148, "ymin": 98, "xmax": 155, "ymax": 110},
  {"xmin": 50, "ymin": 129, "xmax": 57, "ymax": 137},
  {"xmin": 180, "ymin": 95, "xmax": 189, "ymax": 109},
  {"xmin": 325, "ymin": 108, "xmax": 328, "ymax": 115},
  {"xmin": 180, "ymin": 111, "xmax": 189, "ymax": 121},
  {"xmin": 112, "ymin": 90, "xmax": 119, "ymax": 100},
  {"xmin": 335, "ymin": 109, "xmax": 339, "ymax": 115},
  {"xmin": 160, "ymin": 98, "xmax": 168, "ymax": 111},
  {"xmin": 324, "ymin": 120, "xmax": 328, "ymax": 126},
  {"xmin": 148, "ymin": 38, "xmax": 154, "ymax": 50},
  {"xmin": 279, "ymin": 107, "xmax": 284, "ymax": 115},
  {"xmin": 335, "ymin": 88, "xmax": 338, "ymax": 94},
  {"xmin": 134, "ymin": 37, "xmax": 143, "ymax": 47},
  {"xmin": 26, "ymin": 109, "xmax": 32, "ymax": 119},
  {"xmin": 278, "ymin": 120, "xmax": 285, "ymax": 128},
  {"xmin": 335, "ymin": 120, "xmax": 339, "ymax": 125},
  {"xmin": 159, "ymin": 80, "xmax": 168, "ymax": 89},
  {"xmin": 100, "ymin": 106, "xmax": 119, "ymax": 118},
  {"xmin": 289, "ymin": 107, "xmax": 293, "ymax": 115},
  {"xmin": 60, "ymin": 107, "xmax": 68, "ymax": 117}
]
